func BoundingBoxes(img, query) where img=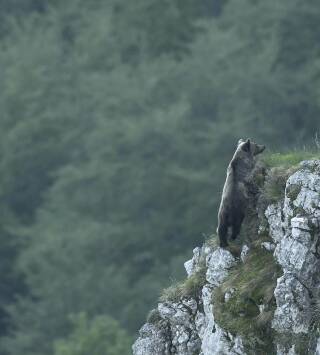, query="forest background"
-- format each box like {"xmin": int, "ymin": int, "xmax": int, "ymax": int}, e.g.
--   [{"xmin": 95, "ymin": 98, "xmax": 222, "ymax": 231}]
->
[{"xmin": 0, "ymin": 1, "xmax": 319, "ymax": 354}]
